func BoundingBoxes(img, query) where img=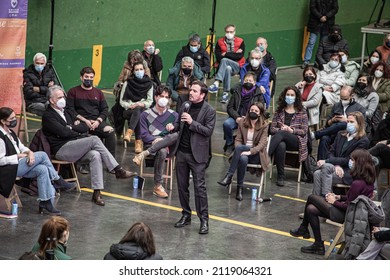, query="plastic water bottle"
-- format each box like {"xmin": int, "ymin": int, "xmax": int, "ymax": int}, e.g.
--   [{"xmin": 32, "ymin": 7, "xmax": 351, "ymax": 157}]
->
[
  {"xmin": 252, "ymin": 188, "xmax": 257, "ymax": 200},
  {"xmin": 133, "ymin": 176, "xmax": 138, "ymax": 189},
  {"xmin": 330, "ymin": 239, "xmax": 337, "ymax": 253},
  {"xmin": 11, "ymin": 202, "xmax": 18, "ymax": 216}
]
